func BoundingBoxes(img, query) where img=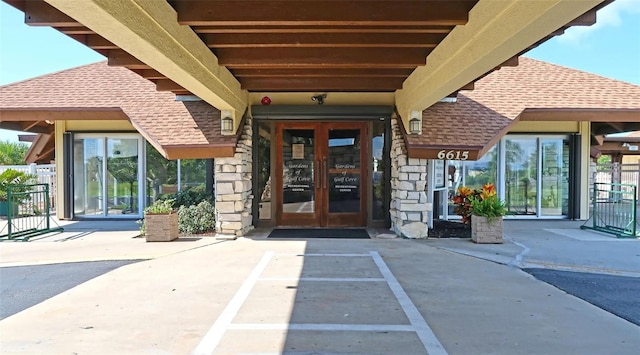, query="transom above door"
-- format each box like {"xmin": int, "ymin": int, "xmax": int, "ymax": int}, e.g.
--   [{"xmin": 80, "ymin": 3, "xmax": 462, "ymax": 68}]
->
[{"xmin": 276, "ymin": 122, "xmax": 367, "ymax": 227}]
